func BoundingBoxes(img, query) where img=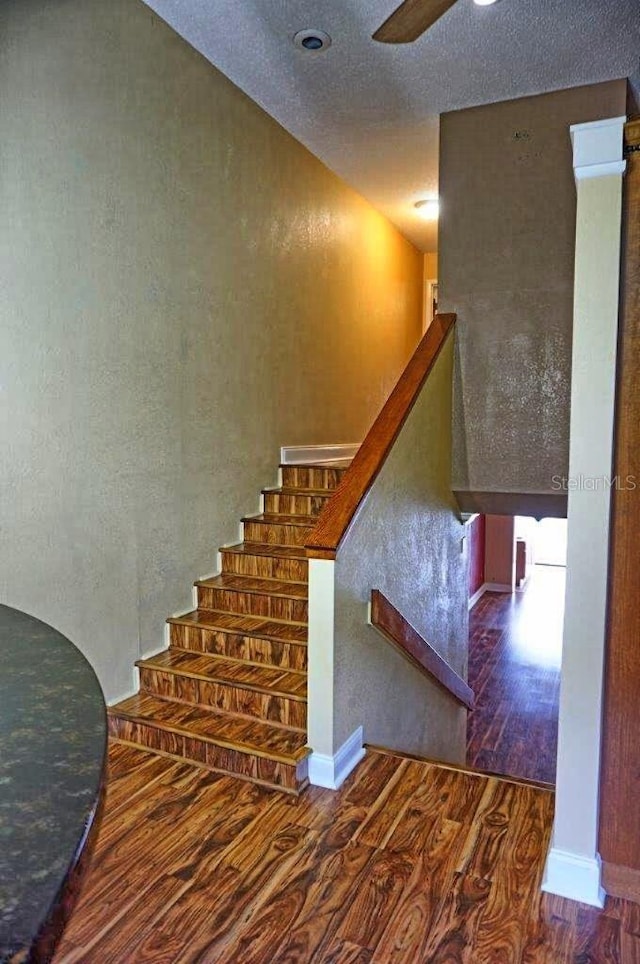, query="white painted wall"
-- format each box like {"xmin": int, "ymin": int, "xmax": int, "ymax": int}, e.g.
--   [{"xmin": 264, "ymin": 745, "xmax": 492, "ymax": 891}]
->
[{"xmin": 543, "ymin": 116, "xmax": 626, "ymax": 907}]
